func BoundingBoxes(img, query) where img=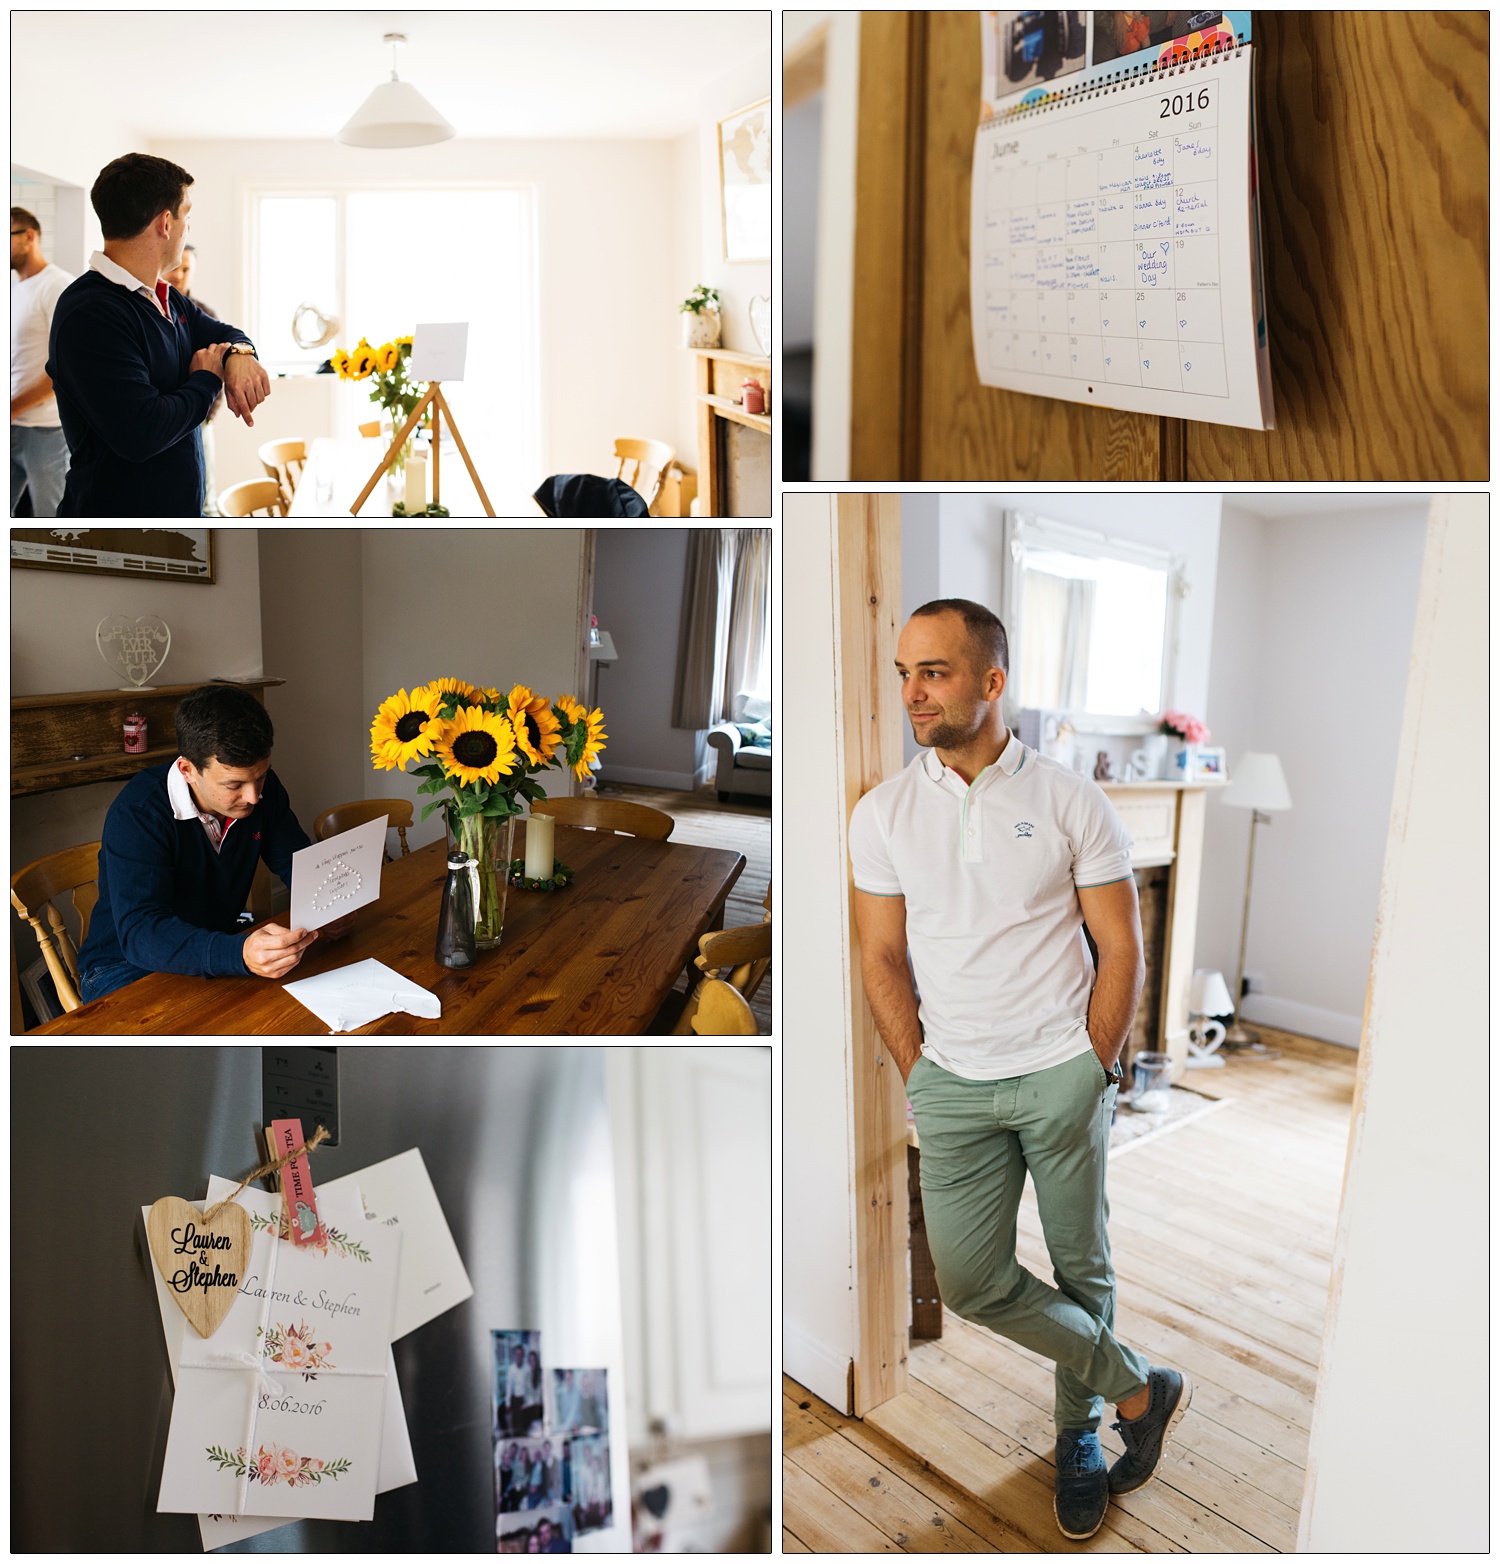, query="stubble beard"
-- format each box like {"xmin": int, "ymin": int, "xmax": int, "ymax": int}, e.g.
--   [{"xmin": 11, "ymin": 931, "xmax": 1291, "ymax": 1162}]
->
[{"xmin": 908, "ymin": 706, "xmax": 981, "ymax": 751}]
